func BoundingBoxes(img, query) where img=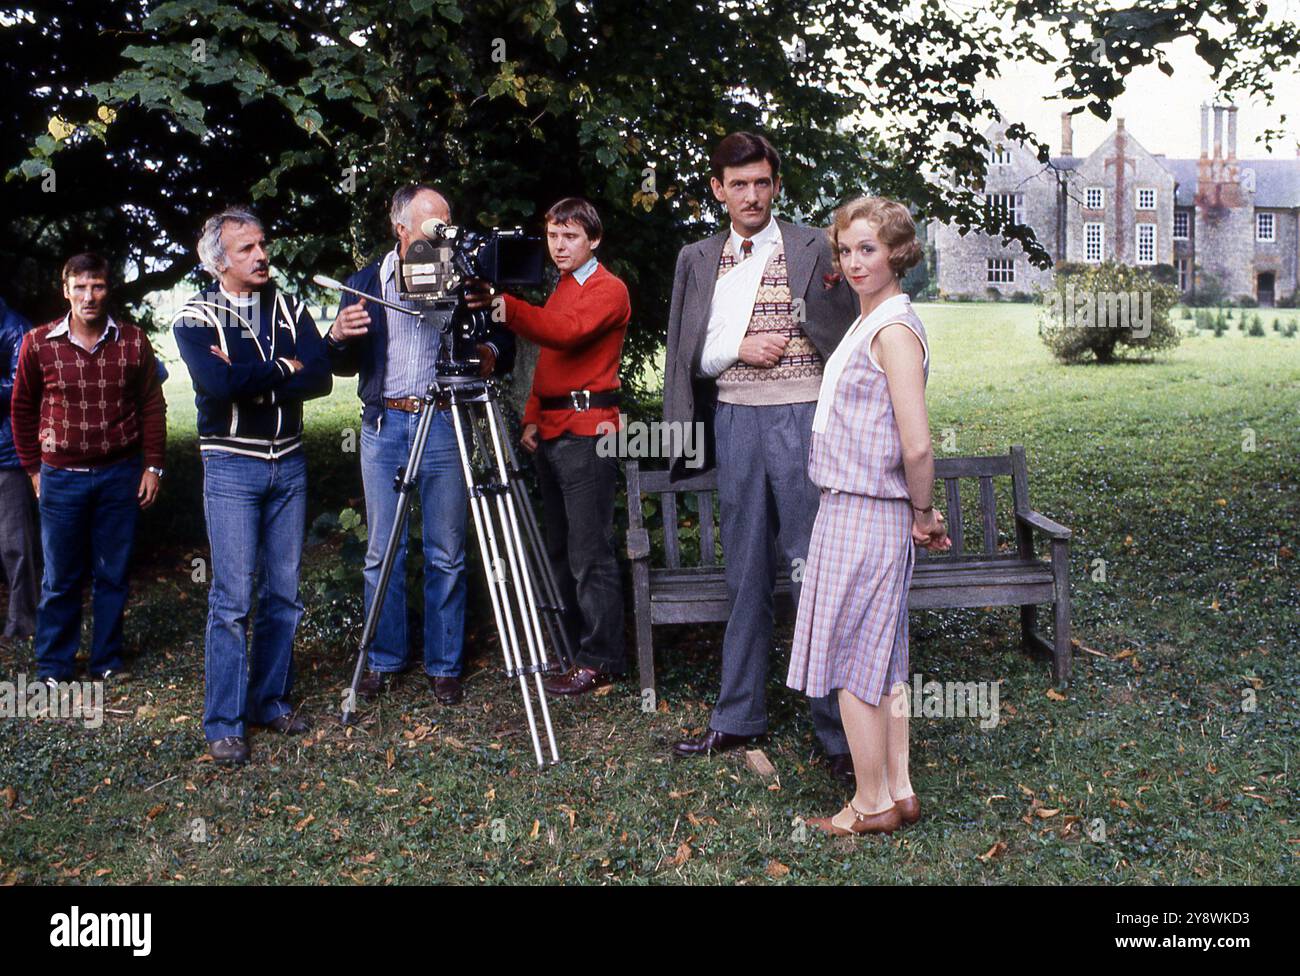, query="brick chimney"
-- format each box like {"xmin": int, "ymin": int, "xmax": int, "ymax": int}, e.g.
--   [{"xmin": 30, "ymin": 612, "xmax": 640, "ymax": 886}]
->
[
  {"xmin": 1197, "ymin": 103, "xmax": 1245, "ymax": 213},
  {"xmin": 1061, "ymin": 112, "xmax": 1073, "ymax": 155}
]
